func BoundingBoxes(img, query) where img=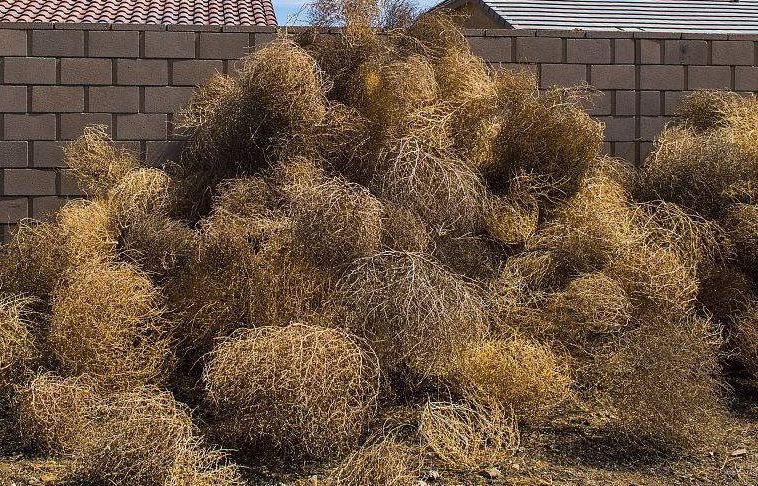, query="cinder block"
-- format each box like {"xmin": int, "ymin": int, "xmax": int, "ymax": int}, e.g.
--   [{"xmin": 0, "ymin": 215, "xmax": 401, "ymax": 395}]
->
[
  {"xmin": 640, "ymin": 116, "xmax": 670, "ymax": 141},
  {"xmin": 0, "ymin": 141, "xmax": 28, "ymax": 168},
  {"xmin": 613, "ymin": 141, "xmax": 636, "ymax": 162},
  {"xmin": 598, "ymin": 116, "xmax": 635, "ymax": 142},
  {"xmin": 89, "ymin": 86, "xmax": 140, "ymax": 113},
  {"xmin": 117, "ymin": 59, "xmax": 169, "ymax": 85},
  {"xmin": 664, "ymin": 40, "xmax": 708, "ymax": 65},
  {"xmin": 540, "ymin": 64, "xmax": 586, "ymax": 87},
  {"xmin": 0, "ymin": 198, "xmax": 28, "ymax": 223},
  {"xmin": 664, "ymin": 91, "xmax": 686, "ymax": 115},
  {"xmin": 640, "ymin": 141, "xmax": 654, "ymax": 162},
  {"xmin": 197, "ymin": 32, "xmax": 251, "ymax": 59},
  {"xmin": 144, "ymin": 87, "xmax": 195, "ymax": 113},
  {"xmin": 31, "ymin": 30, "xmax": 84, "ymax": 56},
  {"xmin": 712, "ymin": 41, "xmax": 754, "ymax": 65},
  {"xmin": 4, "ymin": 114, "xmax": 56, "ymax": 140},
  {"xmin": 32, "ymin": 86, "xmax": 85, "ymax": 113},
  {"xmin": 60, "ymin": 113, "xmax": 112, "ymax": 140},
  {"xmin": 590, "ymin": 65, "xmax": 635, "ymax": 89},
  {"xmin": 615, "ymin": 90, "xmax": 637, "ymax": 115},
  {"xmin": 31, "ymin": 196, "xmax": 66, "ymax": 219},
  {"xmin": 688, "ymin": 66, "xmax": 731, "ymax": 90},
  {"xmin": 253, "ymin": 32, "xmax": 276, "ymax": 47},
  {"xmin": 0, "ymin": 86, "xmax": 28, "ymax": 112},
  {"xmin": 640, "ymin": 91, "xmax": 662, "ymax": 116},
  {"xmin": 639, "ymin": 65, "xmax": 684, "ymax": 90},
  {"xmin": 639, "ymin": 39, "xmax": 662, "ymax": 64},
  {"xmin": 3, "ymin": 57, "xmax": 57, "ymax": 84},
  {"xmin": 736, "ymin": 66, "xmax": 758, "ymax": 91},
  {"xmin": 172, "ymin": 59, "xmax": 223, "ymax": 86},
  {"xmin": 3, "ymin": 168, "xmax": 56, "ymax": 195},
  {"xmin": 59, "ymin": 169, "xmax": 87, "ymax": 196},
  {"xmin": 144, "ymin": 32, "xmax": 195, "ymax": 58},
  {"xmin": 61, "ymin": 58, "xmax": 113, "ymax": 85},
  {"xmin": 0, "ymin": 29, "xmax": 27, "ymax": 55},
  {"xmin": 88, "ymin": 31, "xmax": 140, "ymax": 57},
  {"xmin": 146, "ymin": 140, "xmax": 186, "ymax": 166},
  {"xmin": 583, "ymin": 91, "xmax": 611, "ymax": 116},
  {"xmin": 116, "ymin": 114, "xmax": 167, "ymax": 140},
  {"xmin": 615, "ymin": 39, "xmax": 635, "ymax": 63},
  {"xmin": 516, "ymin": 37, "xmax": 562, "ymax": 63},
  {"xmin": 567, "ymin": 39, "xmax": 610, "ymax": 64},
  {"xmin": 33, "ymin": 141, "xmax": 66, "ymax": 167},
  {"xmin": 468, "ymin": 36, "xmax": 511, "ymax": 63}
]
